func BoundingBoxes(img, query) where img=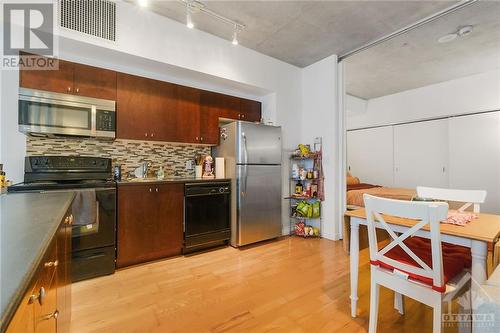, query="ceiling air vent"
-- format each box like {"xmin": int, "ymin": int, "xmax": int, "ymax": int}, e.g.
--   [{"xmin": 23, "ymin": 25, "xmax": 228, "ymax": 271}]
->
[{"xmin": 60, "ymin": 0, "xmax": 116, "ymax": 41}]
